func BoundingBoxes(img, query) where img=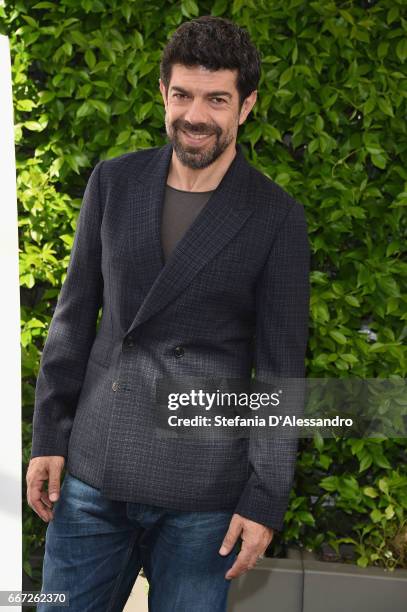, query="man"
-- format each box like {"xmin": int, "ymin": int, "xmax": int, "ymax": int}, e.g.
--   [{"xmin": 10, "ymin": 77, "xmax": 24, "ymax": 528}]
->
[{"xmin": 27, "ymin": 15, "xmax": 310, "ymax": 612}]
